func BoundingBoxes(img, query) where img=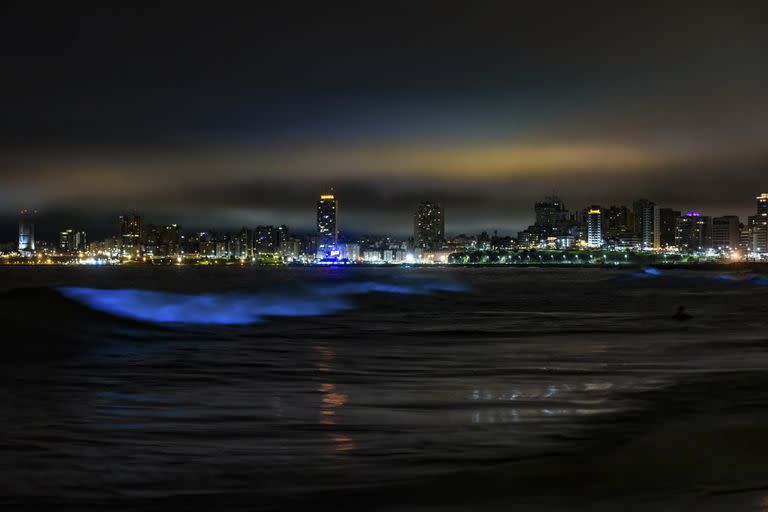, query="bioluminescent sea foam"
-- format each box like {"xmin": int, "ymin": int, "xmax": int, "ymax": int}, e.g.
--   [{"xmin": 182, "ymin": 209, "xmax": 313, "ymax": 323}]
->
[
  {"xmin": 58, "ymin": 279, "xmax": 467, "ymax": 325},
  {"xmin": 627, "ymin": 267, "xmax": 663, "ymax": 279},
  {"xmin": 712, "ymin": 274, "xmax": 768, "ymax": 285}
]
